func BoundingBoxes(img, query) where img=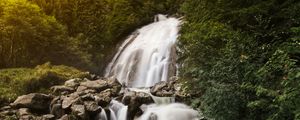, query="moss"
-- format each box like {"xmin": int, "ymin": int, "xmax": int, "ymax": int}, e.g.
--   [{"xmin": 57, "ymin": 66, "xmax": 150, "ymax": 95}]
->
[{"xmin": 0, "ymin": 62, "xmax": 89, "ymax": 107}]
